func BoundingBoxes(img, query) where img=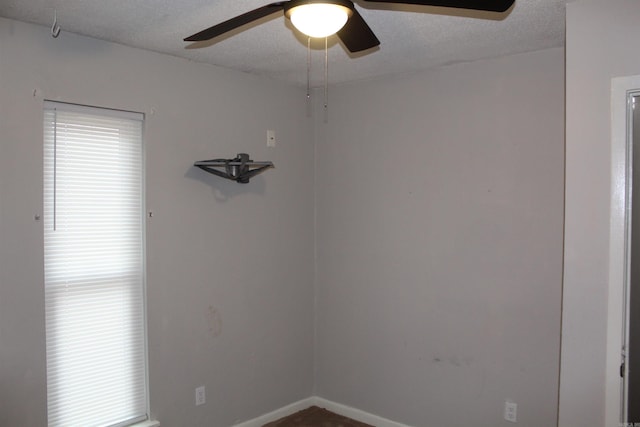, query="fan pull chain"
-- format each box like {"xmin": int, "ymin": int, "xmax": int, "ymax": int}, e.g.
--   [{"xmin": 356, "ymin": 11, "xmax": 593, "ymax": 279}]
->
[
  {"xmin": 324, "ymin": 36, "xmax": 328, "ymax": 123},
  {"xmin": 307, "ymin": 37, "xmax": 311, "ymax": 101},
  {"xmin": 306, "ymin": 36, "xmax": 311, "ymax": 117}
]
